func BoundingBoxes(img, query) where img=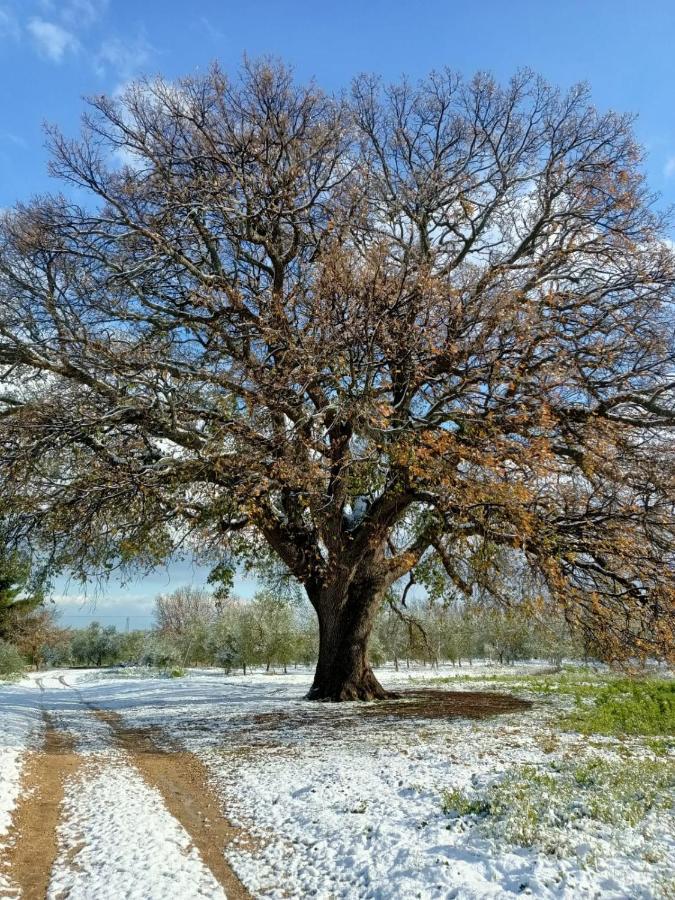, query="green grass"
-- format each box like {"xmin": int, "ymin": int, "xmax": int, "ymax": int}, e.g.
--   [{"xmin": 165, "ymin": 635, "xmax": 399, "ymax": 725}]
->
[
  {"xmin": 442, "ymin": 756, "xmax": 675, "ymax": 851},
  {"xmin": 428, "ymin": 667, "xmax": 675, "ymax": 737},
  {"xmin": 440, "ymin": 788, "xmax": 489, "ymax": 817},
  {"xmin": 563, "ymin": 679, "xmax": 674, "ymax": 737}
]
